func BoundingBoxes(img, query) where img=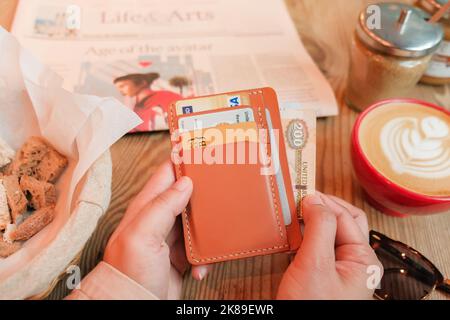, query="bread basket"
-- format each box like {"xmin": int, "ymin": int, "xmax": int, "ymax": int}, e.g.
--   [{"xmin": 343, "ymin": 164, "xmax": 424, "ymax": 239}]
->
[{"xmin": 0, "ymin": 150, "xmax": 112, "ymax": 299}]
